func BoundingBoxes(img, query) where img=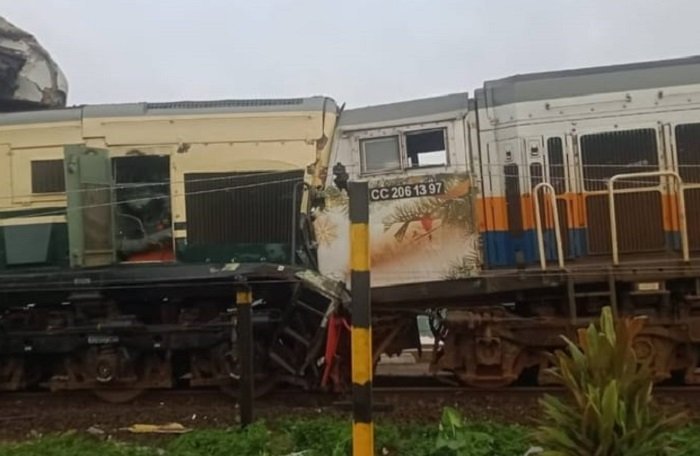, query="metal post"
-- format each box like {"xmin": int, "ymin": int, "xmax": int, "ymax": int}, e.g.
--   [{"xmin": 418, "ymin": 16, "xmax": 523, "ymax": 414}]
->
[
  {"xmin": 349, "ymin": 181, "xmax": 373, "ymax": 456},
  {"xmin": 532, "ymin": 182, "xmax": 565, "ymax": 270},
  {"xmin": 236, "ymin": 287, "xmax": 254, "ymax": 427}
]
